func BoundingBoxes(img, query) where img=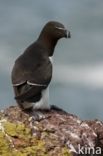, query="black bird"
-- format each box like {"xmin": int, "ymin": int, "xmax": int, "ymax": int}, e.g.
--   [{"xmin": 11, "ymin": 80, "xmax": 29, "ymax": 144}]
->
[{"xmin": 11, "ymin": 21, "xmax": 71, "ymax": 110}]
